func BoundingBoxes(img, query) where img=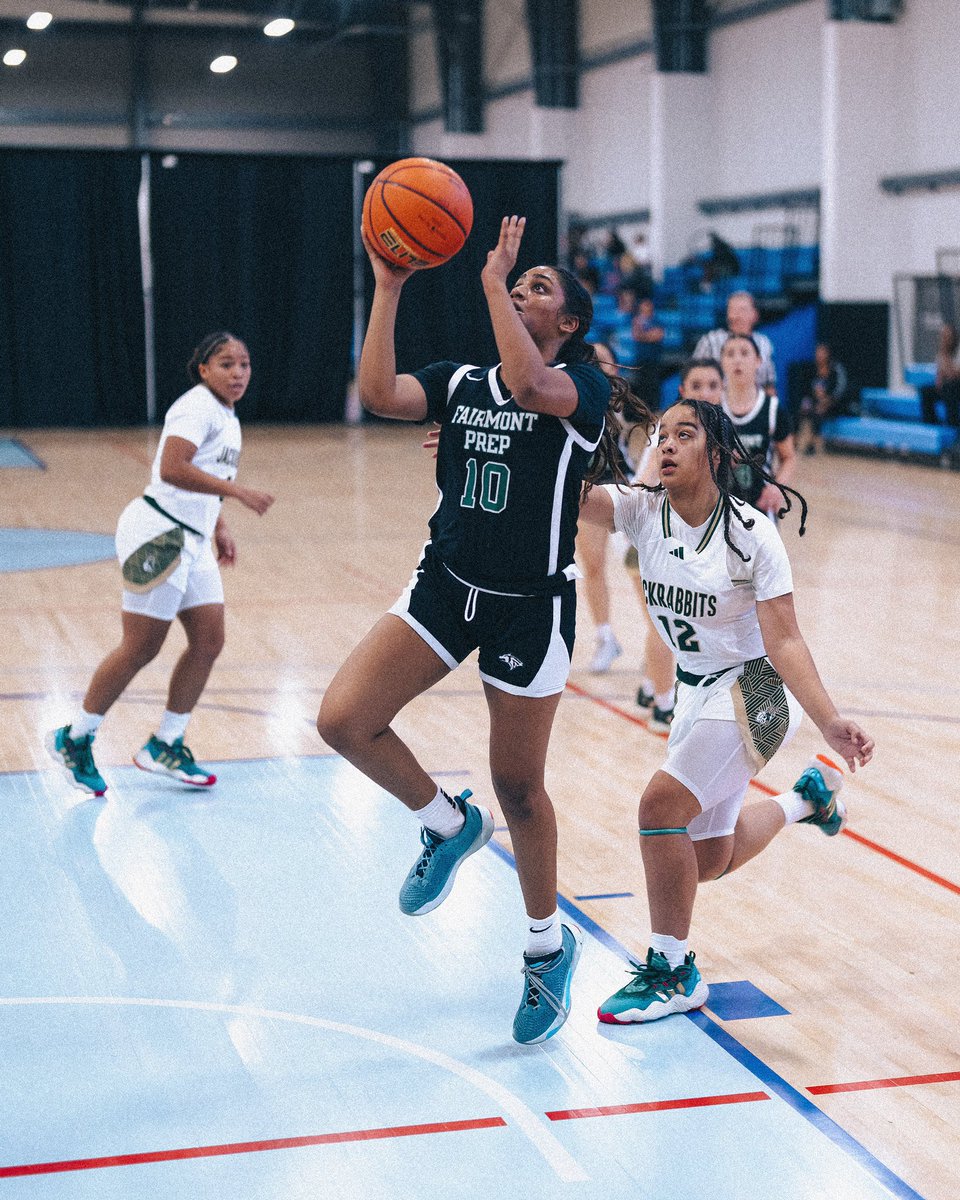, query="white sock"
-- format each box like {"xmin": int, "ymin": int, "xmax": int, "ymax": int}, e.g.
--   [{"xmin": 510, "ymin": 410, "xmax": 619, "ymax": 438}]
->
[
  {"xmin": 156, "ymin": 710, "xmax": 191, "ymax": 745},
  {"xmin": 416, "ymin": 786, "xmax": 466, "ymax": 839},
  {"xmin": 640, "ymin": 676, "xmax": 654, "ymax": 695},
  {"xmin": 526, "ymin": 910, "xmax": 562, "ymax": 958},
  {"xmin": 774, "ymin": 789, "xmax": 815, "ymax": 824},
  {"xmin": 654, "ymin": 689, "xmax": 674, "ymax": 711},
  {"xmin": 650, "ymin": 932, "xmax": 687, "ymax": 968},
  {"xmin": 70, "ymin": 709, "xmax": 104, "ymax": 739},
  {"xmin": 596, "ymin": 623, "xmax": 614, "ymax": 642}
]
